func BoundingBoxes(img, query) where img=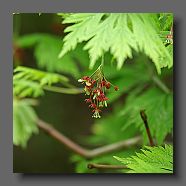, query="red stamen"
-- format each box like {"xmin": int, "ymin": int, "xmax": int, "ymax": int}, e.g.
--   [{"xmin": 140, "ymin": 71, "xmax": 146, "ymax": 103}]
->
[
  {"xmin": 100, "ymin": 80, "xmax": 106, "ymax": 87},
  {"xmin": 85, "ymin": 98, "xmax": 92, "ymax": 103},
  {"xmin": 89, "ymin": 103, "xmax": 97, "ymax": 109},
  {"xmin": 91, "ymin": 80, "xmax": 96, "ymax": 85},
  {"xmin": 106, "ymin": 82, "xmax": 111, "ymax": 89},
  {"xmin": 114, "ymin": 86, "xmax": 119, "ymax": 91},
  {"xmin": 92, "ymin": 108, "xmax": 102, "ymax": 113},
  {"xmin": 82, "ymin": 76, "xmax": 92, "ymax": 82}
]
